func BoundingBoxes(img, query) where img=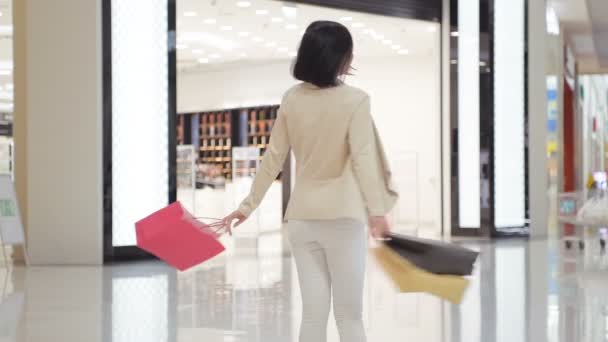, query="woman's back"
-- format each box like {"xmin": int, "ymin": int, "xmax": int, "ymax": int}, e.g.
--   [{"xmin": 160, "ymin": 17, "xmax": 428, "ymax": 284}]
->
[
  {"xmin": 284, "ymin": 82, "xmax": 368, "ymax": 182},
  {"xmin": 232, "ymin": 20, "xmax": 393, "ymax": 224}
]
